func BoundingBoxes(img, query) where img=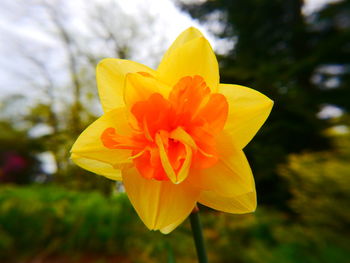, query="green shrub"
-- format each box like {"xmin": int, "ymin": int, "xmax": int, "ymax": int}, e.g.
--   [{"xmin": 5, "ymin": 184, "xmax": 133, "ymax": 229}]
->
[
  {"xmin": 0, "ymin": 185, "xmax": 137, "ymax": 260},
  {"xmin": 279, "ymin": 134, "xmax": 350, "ymax": 247},
  {"xmin": 0, "ymin": 183, "xmax": 348, "ymax": 263}
]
